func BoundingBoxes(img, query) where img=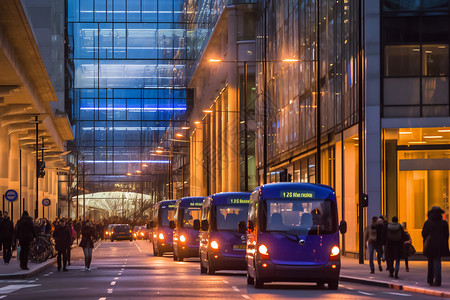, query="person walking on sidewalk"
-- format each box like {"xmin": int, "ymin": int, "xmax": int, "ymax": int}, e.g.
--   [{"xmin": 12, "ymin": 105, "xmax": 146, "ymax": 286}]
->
[
  {"xmin": 385, "ymin": 216, "xmax": 406, "ymax": 279},
  {"xmin": 53, "ymin": 219, "xmax": 72, "ymax": 272},
  {"xmin": 15, "ymin": 211, "xmax": 36, "ymax": 270},
  {"xmin": 0, "ymin": 212, "xmax": 14, "ymax": 264},
  {"xmin": 67, "ymin": 219, "xmax": 76, "ymax": 266},
  {"xmin": 402, "ymin": 222, "xmax": 414, "ymax": 272},
  {"xmin": 364, "ymin": 216, "xmax": 383, "ymax": 273},
  {"xmin": 79, "ymin": 220, "xmax": 96, "ymax": 271},
  {"xmin": 422, "ymin": 206, "xmax": 450, "ymax": 287}
]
